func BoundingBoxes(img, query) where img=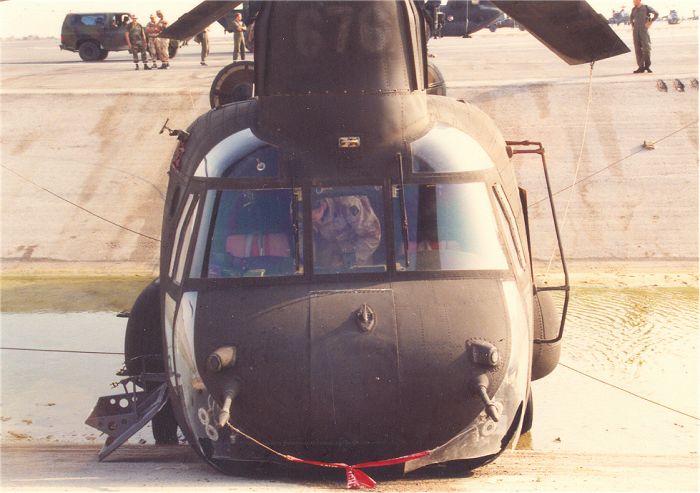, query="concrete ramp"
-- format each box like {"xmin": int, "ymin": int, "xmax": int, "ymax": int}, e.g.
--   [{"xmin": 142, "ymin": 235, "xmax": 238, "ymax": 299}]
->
[{"xmin": 1, "ymin": 28, "xmax": 697, "ymax": 276}]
